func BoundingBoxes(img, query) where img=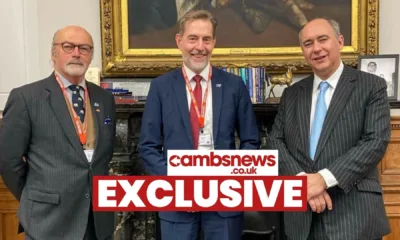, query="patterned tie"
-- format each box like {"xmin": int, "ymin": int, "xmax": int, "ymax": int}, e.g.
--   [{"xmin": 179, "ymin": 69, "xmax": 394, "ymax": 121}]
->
[
  {"xmin": 309, "ymin": 81, "xmax": 329, "ymax": 160},
  {"xmin": 68, "ymin": 85, "xmax": 85, "ymax": 123},
  {"xmin": 190, "ymin": 75, "xmax": 202, "ymax": 149}
]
